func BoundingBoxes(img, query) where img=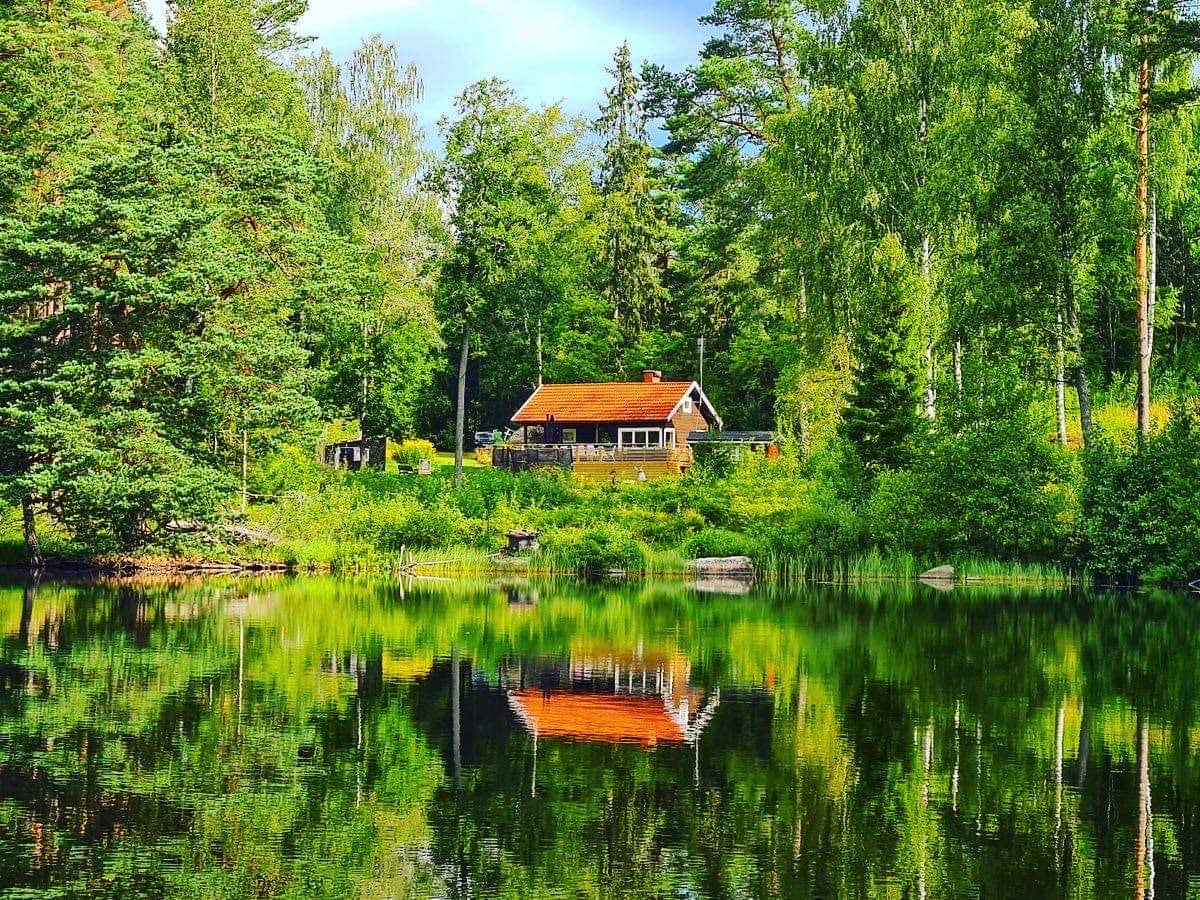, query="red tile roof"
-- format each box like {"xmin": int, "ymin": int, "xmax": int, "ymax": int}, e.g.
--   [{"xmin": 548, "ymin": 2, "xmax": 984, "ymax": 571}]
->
[{"xmin": 511, "ymin": 382, "xmax": 696, "ymax": 424}]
